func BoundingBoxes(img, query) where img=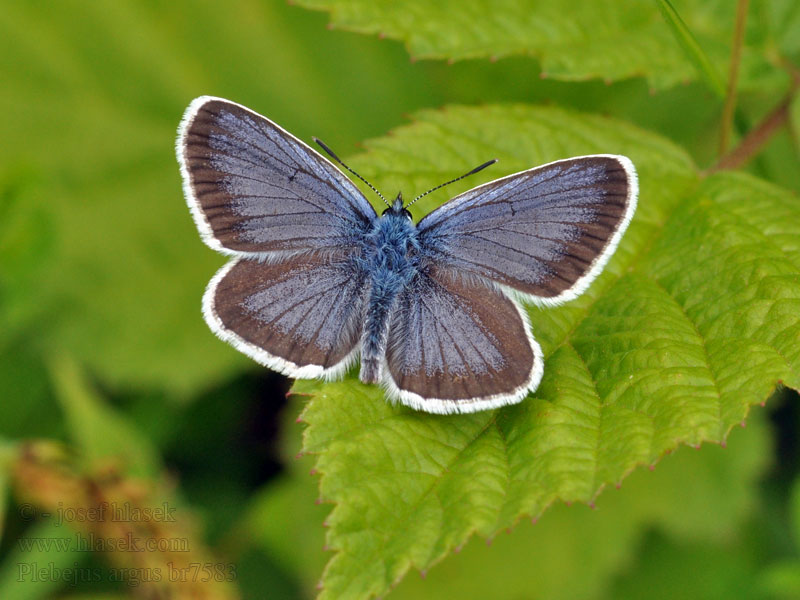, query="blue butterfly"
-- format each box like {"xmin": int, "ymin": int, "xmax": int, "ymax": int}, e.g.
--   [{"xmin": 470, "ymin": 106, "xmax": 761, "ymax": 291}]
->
[{"xmin": 177, "ymin": 97, "xmax": 638, "ymax": 414}]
